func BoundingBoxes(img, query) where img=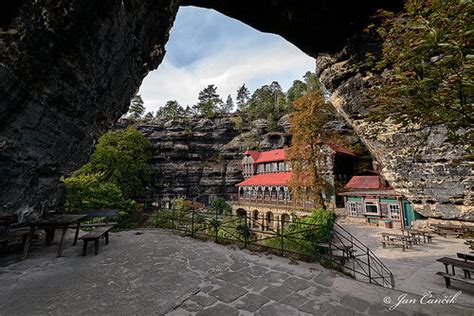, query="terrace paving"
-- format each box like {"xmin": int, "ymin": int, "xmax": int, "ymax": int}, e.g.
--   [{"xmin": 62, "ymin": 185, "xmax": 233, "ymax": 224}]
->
[{"xmin": 0, "ymin": 229, "xmax": 471, "ymax": 315}]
